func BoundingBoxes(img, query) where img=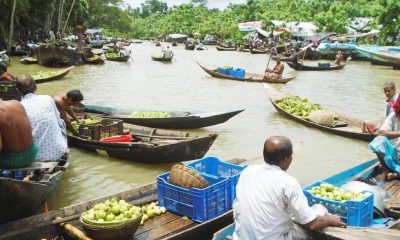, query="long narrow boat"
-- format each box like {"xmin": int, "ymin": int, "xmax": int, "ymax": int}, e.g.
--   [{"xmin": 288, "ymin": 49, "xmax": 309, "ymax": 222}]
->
[
  {"xmin": 197, "ymin": 62, "xmax": 295, "ymax": 84},
  {"xmin": 264, "ymin": 84, "xmax": 375, "ymax": 141},
  {"xmin": 355, "ymin": 45, "xmax": 400, "ymax": 65},
  {"xmin": 33, "ymin": 66, "xmax": 75, "ymax": 84},
  {"xmin": 0, "ymin": 158, "xmax": 246, "ymax": 240},
  {"xmin": 216, "ymin": 46, "xmax": 236, "ymax": 51},
  {"xmin": 286, "ymin": 62, "xmax": 346, "ymax": 71},
  {"xmin": 212, "ymin": 159, "xmax": 400, "ymax": 240},
  {"xmin": 370, "ymin": 58, "xmax": 400, "ymax": 69},
  {"xmin": 68, "ymin": 123, "xmax": 218, "ymax": 163},
  {"xmin": 151, "ymin": 53, "xmax": 173, "ymax": 62},
  {"xmin": 84, "ymin": 104, "xmax": 244, "ymax": 129},
  {"xmin": 250, "ymin": 48, "xmax": 268, "ymax": 54},
  {"xmin": 0, "ymin": 154, "xmax": 70, "ymax": 224}
]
